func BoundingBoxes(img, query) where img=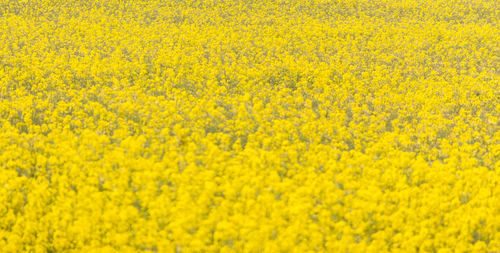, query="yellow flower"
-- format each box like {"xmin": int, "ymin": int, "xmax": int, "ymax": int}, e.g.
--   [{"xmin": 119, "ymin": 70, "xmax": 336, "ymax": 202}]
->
[{"xmin": 0, "ymin": 0, "xmax": 498, "ymax": 251}]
